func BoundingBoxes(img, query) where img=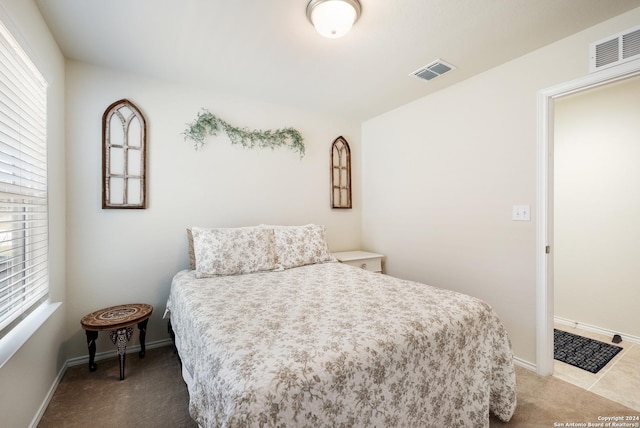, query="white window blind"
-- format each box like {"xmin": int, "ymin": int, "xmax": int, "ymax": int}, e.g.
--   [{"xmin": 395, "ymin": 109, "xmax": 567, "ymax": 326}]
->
[{"xmin": 0, "ymin": 19, "xmax": 48, "ymax": 338}]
